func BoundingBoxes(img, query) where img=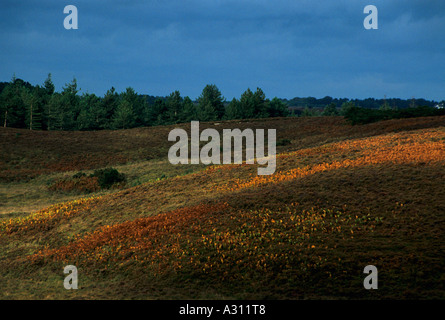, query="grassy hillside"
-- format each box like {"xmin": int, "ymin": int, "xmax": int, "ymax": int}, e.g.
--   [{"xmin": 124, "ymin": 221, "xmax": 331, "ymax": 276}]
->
[{"xmin": 0, "ymin": 116, "xmax": 444, "ymax": 299}]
